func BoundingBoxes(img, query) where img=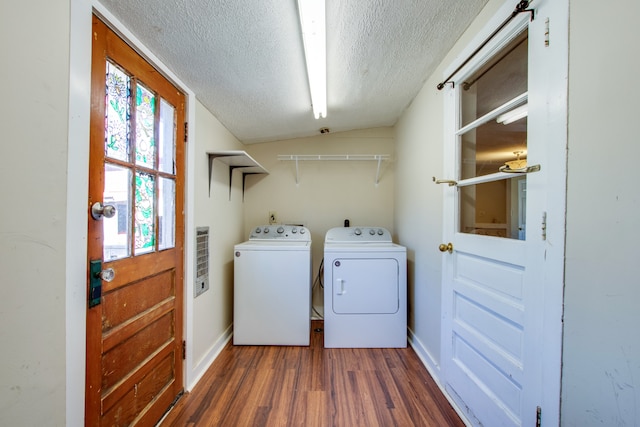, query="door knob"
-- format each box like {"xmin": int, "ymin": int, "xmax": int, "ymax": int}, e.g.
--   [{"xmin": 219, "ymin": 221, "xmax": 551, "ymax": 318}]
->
[
  {"xmin": 439, "ymin": 243, "xmax": 453, "ymax": 254},
  {"xmin": 99, "ymin": 268, "xmax": 115, "ymax": 282},
  {"xmin": 91, "ymin": 202, "xmax": 117, "ymax": 220}
]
